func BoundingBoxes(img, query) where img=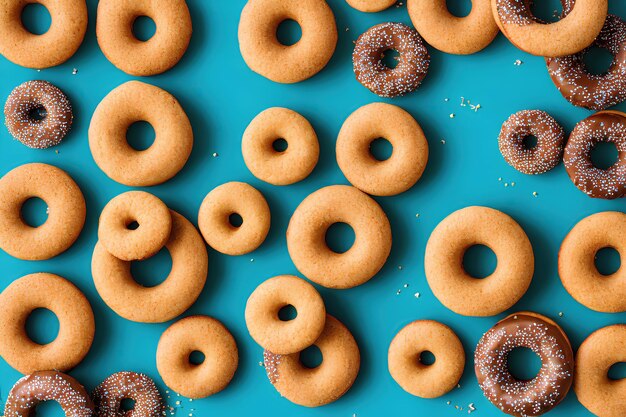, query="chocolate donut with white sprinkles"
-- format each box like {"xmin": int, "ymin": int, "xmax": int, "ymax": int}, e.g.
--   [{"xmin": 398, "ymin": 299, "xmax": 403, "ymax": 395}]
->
[{"xmin": 93, "ymin": 371, "xmax": 163, "ymax": 417}]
